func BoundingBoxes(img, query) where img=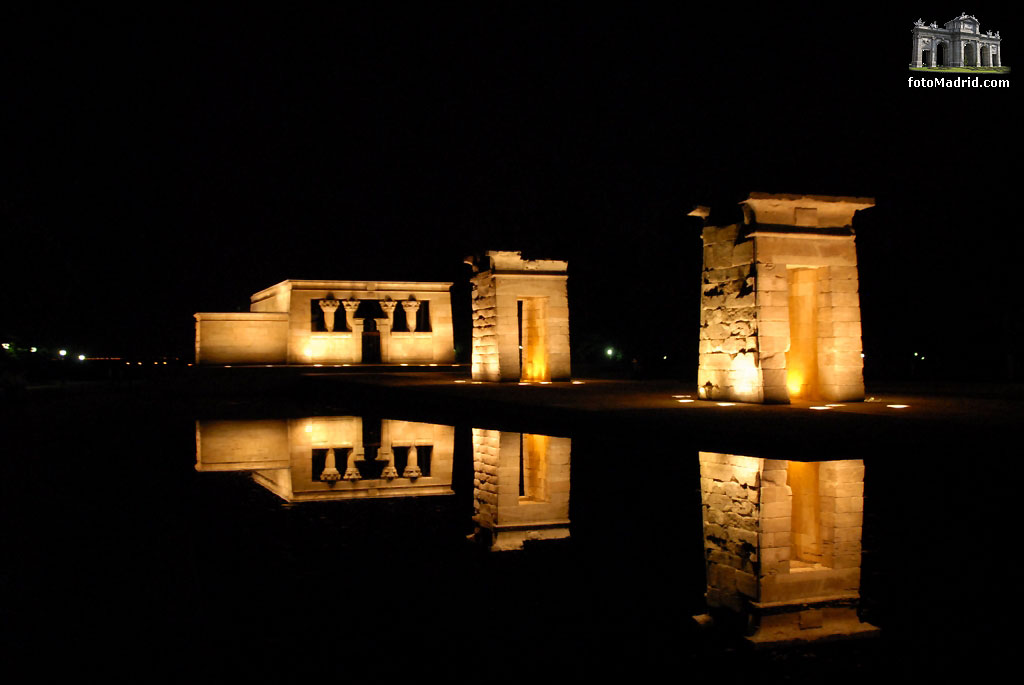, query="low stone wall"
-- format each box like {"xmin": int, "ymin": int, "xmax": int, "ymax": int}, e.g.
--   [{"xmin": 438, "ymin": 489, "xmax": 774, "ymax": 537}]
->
[{"xmin": 194, "ymin": 312, "xmax": 289, "ymax": 364}]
